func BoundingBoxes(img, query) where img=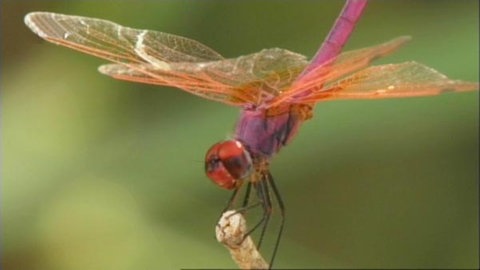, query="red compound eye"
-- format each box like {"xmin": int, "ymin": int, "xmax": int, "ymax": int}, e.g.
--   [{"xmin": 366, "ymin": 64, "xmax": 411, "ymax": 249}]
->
[{"xmin": 205, "ymin": 140, "xmax": 252, "ymax": 190}]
